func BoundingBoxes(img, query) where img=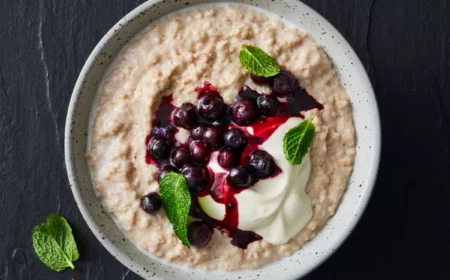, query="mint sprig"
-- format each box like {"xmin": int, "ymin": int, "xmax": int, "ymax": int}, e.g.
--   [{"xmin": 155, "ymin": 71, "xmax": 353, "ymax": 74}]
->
[
  {"xmin": 160, "ymin": 172, "xmax": 191, "ymax": 248},
  {"xmin": 239, "ymin": 45, "xmax": 280, "ymax": 77},
  {"xmin": 32, "ymin": 214, "xmax": 80, "ymax": 272},
  {"xmin": 283, "ymin": 119, "xmax": 316, "ymax": 165}
]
